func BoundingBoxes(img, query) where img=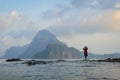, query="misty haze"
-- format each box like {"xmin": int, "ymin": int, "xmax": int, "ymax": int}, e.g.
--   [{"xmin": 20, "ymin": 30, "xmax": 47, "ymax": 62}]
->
[{"xmin": 0, "ymin": 0, "xmax": 120, "ymax": 80}]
